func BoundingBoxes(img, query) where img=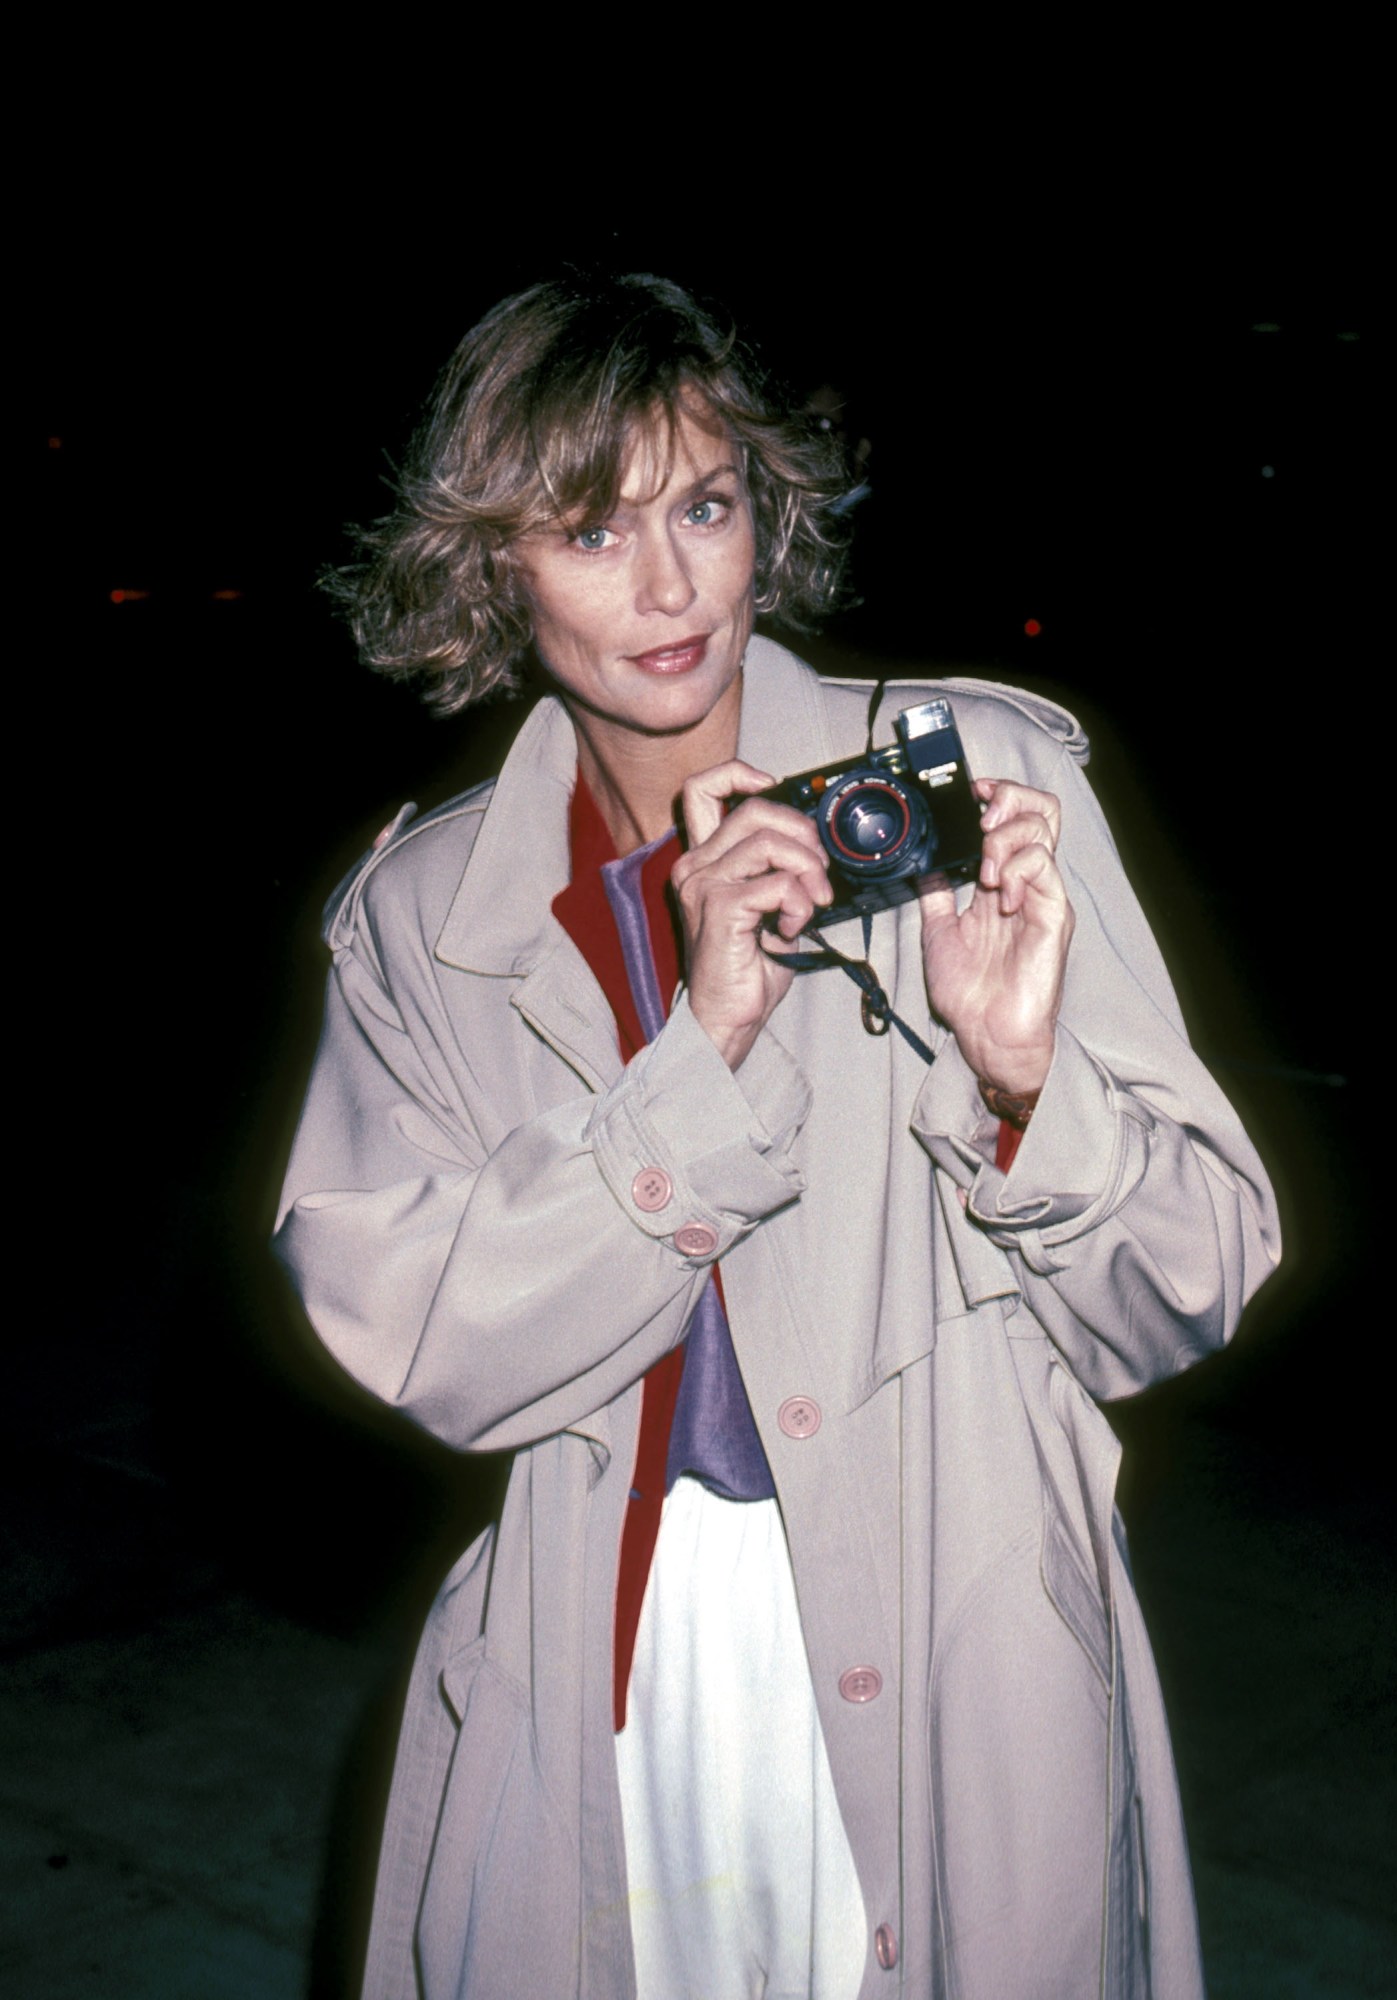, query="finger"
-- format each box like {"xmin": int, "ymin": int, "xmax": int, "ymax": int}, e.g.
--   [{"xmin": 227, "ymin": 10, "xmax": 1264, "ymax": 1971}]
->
[
  {"xmin": 974, "ymin": 779, "xmax": 1062, "ymax": 849},
  {"xmin": 680, "ymin": 795, "xmax": 828, "ymax": 876},
  {"xmin": 699, "ymin": 868, "xmax": 819, "ymax": 946},
  {"xmin": 679, "ymin": 761, "xmax": 777, "ymax": 848},
  {"xmin": 679, "ymin": 826, "xmax": 834, "ymax": 905},
  {"xmin": 995, "ymin": 841, "xmax": 1071, "ymax": 919},
  {"xmin": 761, "ymin": 927, "xmax": 815, "ymax": 957},
  {"xmin": 917, "ymin": 880, "xmax": 959, "ymax": 945},
  {"xmin": 979, "ymin": 811, "xmax": 1057, "ymax": 889}
]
